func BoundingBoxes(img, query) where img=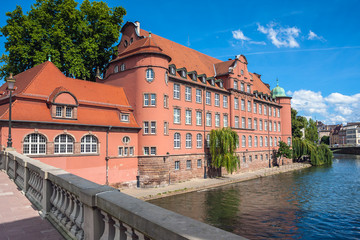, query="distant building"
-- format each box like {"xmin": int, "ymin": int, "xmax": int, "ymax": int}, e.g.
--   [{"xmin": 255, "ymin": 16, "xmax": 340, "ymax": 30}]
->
[
  {"xmin": 329, "ymin": 125, "xmax": 342, "ymax": 146},
  {"xmin": 344, "ymin": 124, "xmax": 360, "ymax": 146}
]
